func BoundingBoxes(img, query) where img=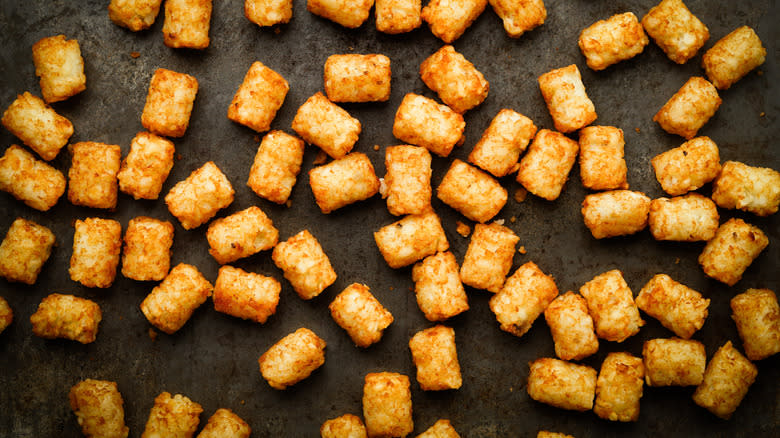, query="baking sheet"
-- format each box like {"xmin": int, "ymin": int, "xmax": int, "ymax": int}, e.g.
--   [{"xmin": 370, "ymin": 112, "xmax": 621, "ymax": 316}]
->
[{"xmin": 0, "ymin": 0, "xmax": 778, "ymax": 436}]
